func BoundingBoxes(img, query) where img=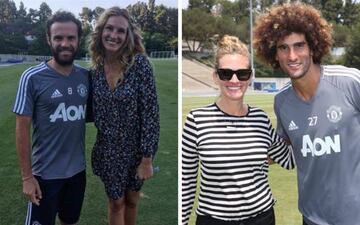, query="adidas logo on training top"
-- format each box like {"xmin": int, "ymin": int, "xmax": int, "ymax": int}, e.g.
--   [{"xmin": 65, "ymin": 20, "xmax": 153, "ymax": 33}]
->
[
  {"xmin": 288, "ymin": 120, "xmax": 298, "ymax": 131},
  {"xmin": 51, "ymin": 89, "xmax": 63, "ymax": 98}
]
